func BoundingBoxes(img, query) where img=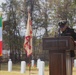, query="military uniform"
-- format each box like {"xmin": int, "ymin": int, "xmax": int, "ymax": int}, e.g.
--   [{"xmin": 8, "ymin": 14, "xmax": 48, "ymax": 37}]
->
[
  {"xmin": 58, "ymin": 20, "xmax": 76, "ymax": 57},
  {"xmin": 60, "ymin": 27, "xmax": 76, "ymax": 41}
]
